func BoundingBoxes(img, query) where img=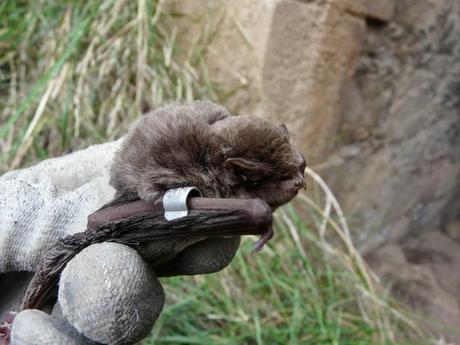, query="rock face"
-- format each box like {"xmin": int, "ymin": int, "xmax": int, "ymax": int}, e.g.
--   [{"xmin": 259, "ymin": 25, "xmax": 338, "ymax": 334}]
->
[
  {"xmin": 328, "ymin": 0, "xmax": 460, "ymax": 250},
  {"xmin": 171, "ymin": 0, "xmax": 279, "ymax": 114},
  {"xmin": 178, "ymin": 0, "xmax": 460, "ymax": 251},
  {"xmin": 262, "ymin": 0, "xmax": 365, "ymax": 162}
]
